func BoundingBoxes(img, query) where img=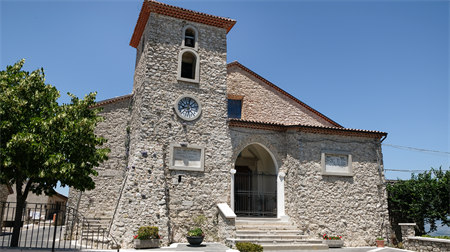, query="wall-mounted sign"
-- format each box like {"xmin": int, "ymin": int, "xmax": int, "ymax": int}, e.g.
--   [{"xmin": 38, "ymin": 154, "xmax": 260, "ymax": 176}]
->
[
  {"xmin": 321, "ymin": 150, "xmax": 353, "ymax": 176},
  {"xmin": 169, "ymin": 143, "xmax": 205, "ymax": 171}
]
